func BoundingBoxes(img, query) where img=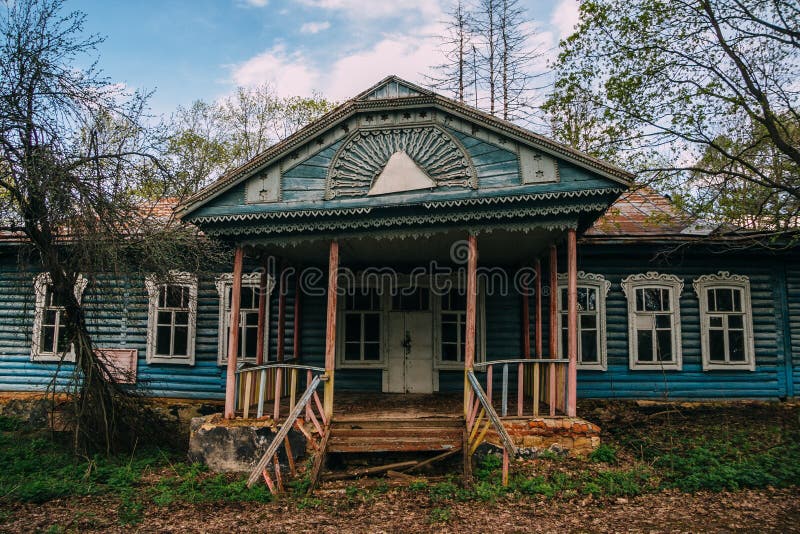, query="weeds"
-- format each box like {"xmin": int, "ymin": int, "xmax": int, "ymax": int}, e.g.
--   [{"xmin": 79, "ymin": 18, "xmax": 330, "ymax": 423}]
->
[{"xmin": 429, "ymin": 506, "xmax": 451, "ymax": 524}]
